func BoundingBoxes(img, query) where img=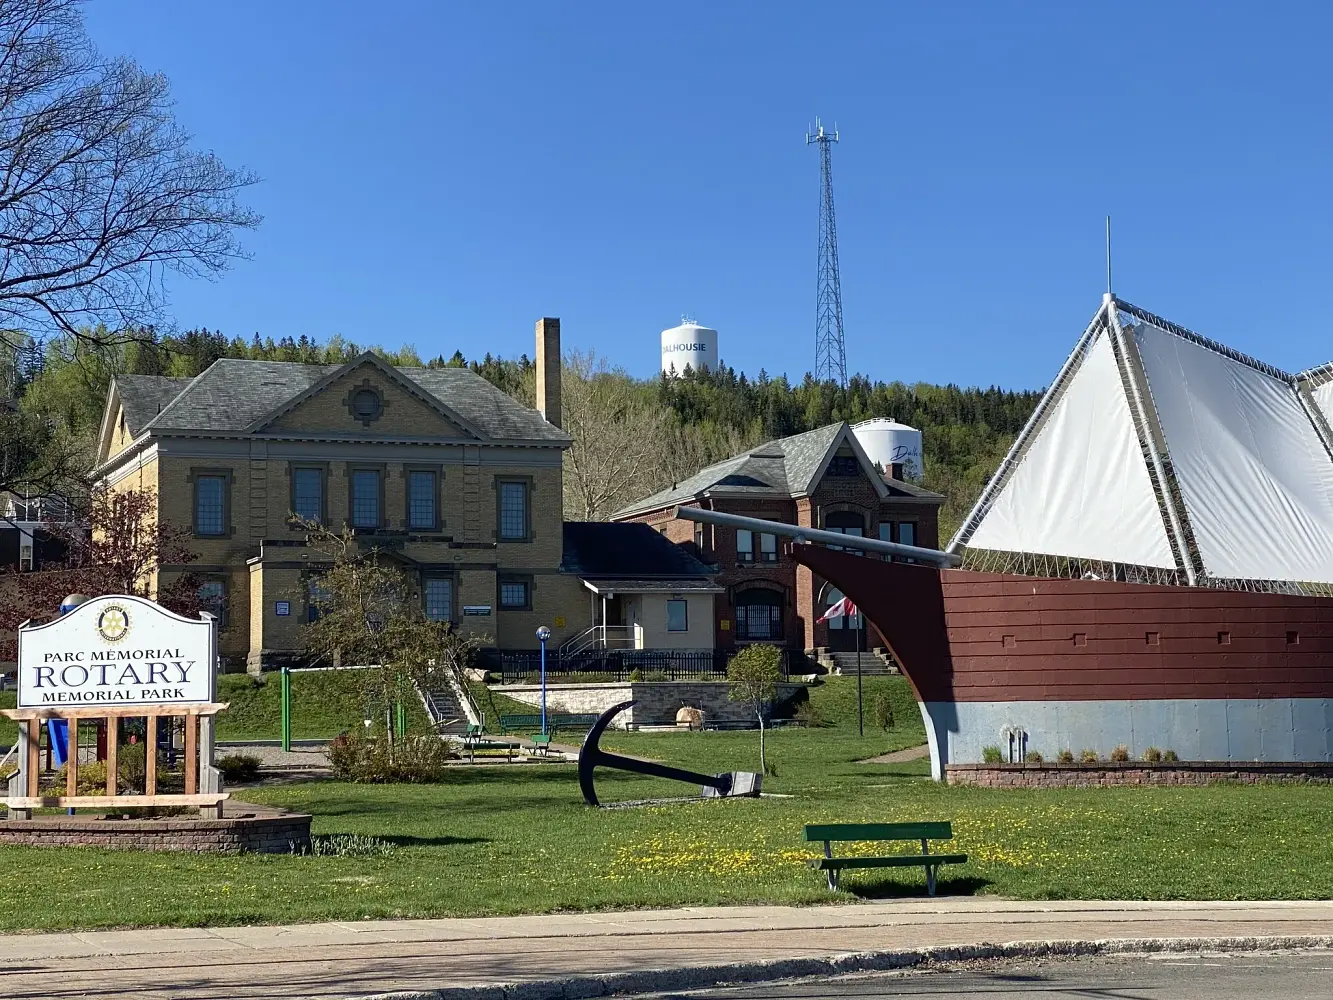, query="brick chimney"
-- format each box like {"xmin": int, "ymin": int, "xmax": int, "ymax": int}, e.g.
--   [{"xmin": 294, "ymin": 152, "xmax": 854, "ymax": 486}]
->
[{"xmin": 535, "ymin": 317, "xmax": 561, "ymax": 428}]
